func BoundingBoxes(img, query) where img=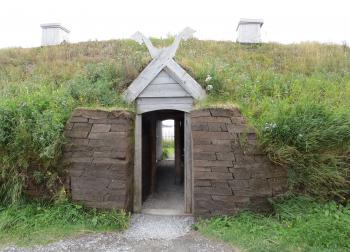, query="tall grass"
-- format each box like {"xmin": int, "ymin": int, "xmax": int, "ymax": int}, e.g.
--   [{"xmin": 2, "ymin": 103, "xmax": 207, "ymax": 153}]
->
[
  {"xmin": 259, "ymin": 102, "xmax": 350, "ymax": 200},
  {"xmin": 0, "ymin": 39, "xmax": 349, "ymax": 204},
  {"xmin": 195, "ymin": 196, "xmax": 350, "ymax": 252},
  {"xmin": 0, "ymin": 201, "xmax": 129, "ymax": 247}
]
